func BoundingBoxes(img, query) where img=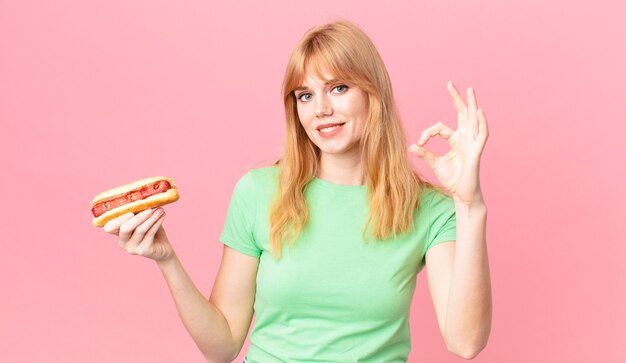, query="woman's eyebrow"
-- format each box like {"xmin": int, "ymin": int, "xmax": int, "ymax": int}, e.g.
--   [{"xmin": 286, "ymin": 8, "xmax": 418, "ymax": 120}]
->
[{"xmin": 294, "ymin": 79, "xmax": 340, "ymax": 92}]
